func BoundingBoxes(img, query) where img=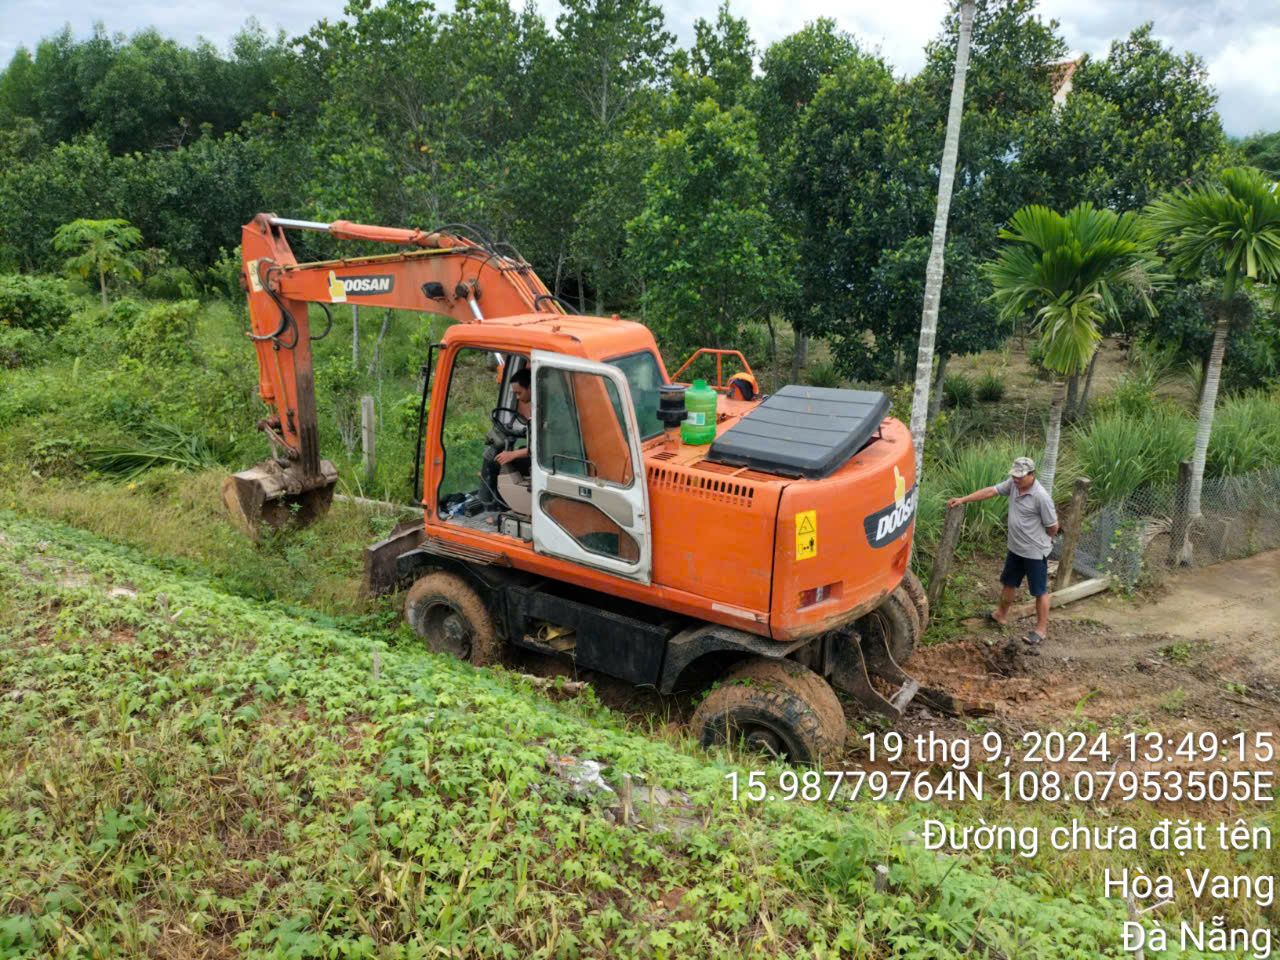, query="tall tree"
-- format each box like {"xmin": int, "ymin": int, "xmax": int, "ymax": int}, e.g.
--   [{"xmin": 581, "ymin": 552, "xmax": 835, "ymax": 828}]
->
[
  {"xmin": 1020, "ymin": 23, "xmax": 1226, "ymax": 212},
  {"xmin": 626, "ymin": 100, "xmax": 796, "ymax": 354},
  {"xmin": 1144, "ymin": 166, "xmax": 1280, "ymax": 535},
  {"xmin": 754, "ymin": 19, "xmax": 859, "ymax": 381},
  {"xmin": 909, "ymin": 0, "xmax": 974, "ymax": 482},
  {"xmin": 1237, "ymin": 130, "xmax": 1280, "ymax": 181},
  {"xmin": 984, "ymin": 203, "xmax": 1160, "ymax": 495}
]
